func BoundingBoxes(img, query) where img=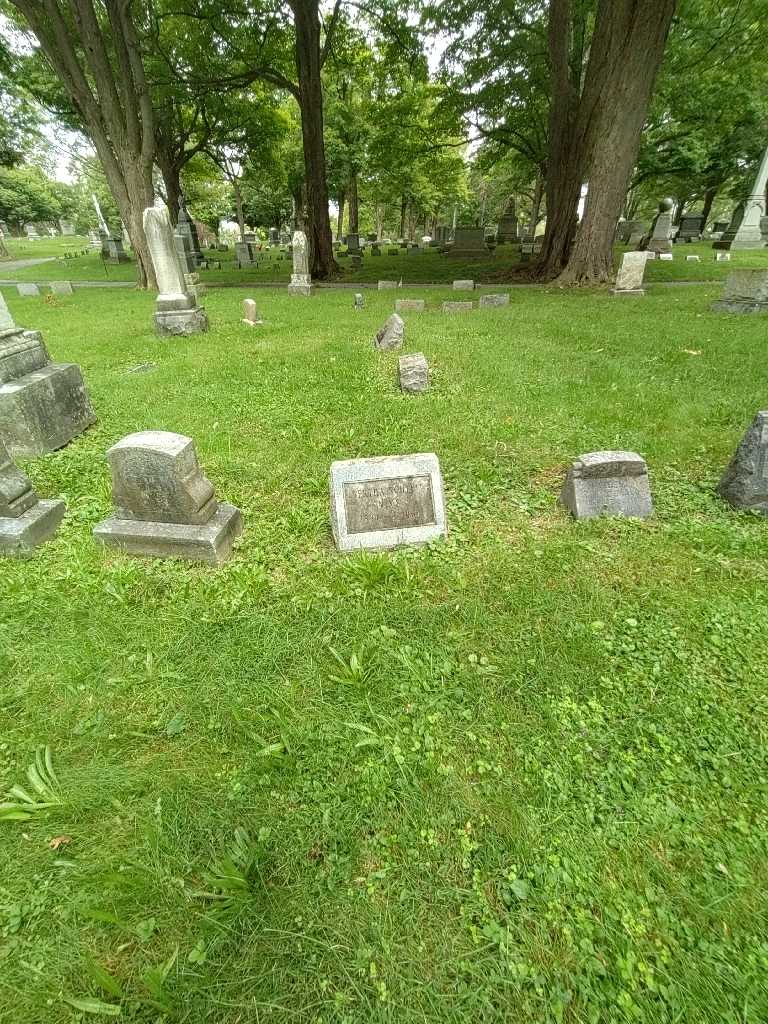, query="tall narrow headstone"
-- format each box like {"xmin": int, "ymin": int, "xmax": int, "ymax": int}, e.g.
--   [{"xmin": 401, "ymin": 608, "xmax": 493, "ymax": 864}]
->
[
  {"xmin": 143, "ymin": 204, "xmax": 209, "ymax": 336},
  {"xmin": 242, "ymin": 298, "xmax": 263, "ymax": 325},
  {"xmin": 714, "ymin": 144, "xmax": 768, "ymax": 251},
  {"xmin": 560, "ymin": 451, "xmax": 653, "ymax": 519},
  {"xmin": 93, "ymin": 431, "xmax": 242, "ymax": 564},
  {"xmin": 0, "ymin": 439, "xmax": 65, "ymax": 557},
  {"xmin": 288, "ymin": 230, "xmax": 313, "ymax": 296},
  {"xmin": 0, "ymin": 293, "xmax": 95, "ymax": 456},
  {"xmin": 717, "ymin": 410, "xmax": 768, "ymax": 514},
  {"xmin": 176, "ymin": 198, "xmax": 204, "ymax": 265},
  {"xmin": 611, "ymin": 251, "xmax": 649, "ymax": 295}
]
